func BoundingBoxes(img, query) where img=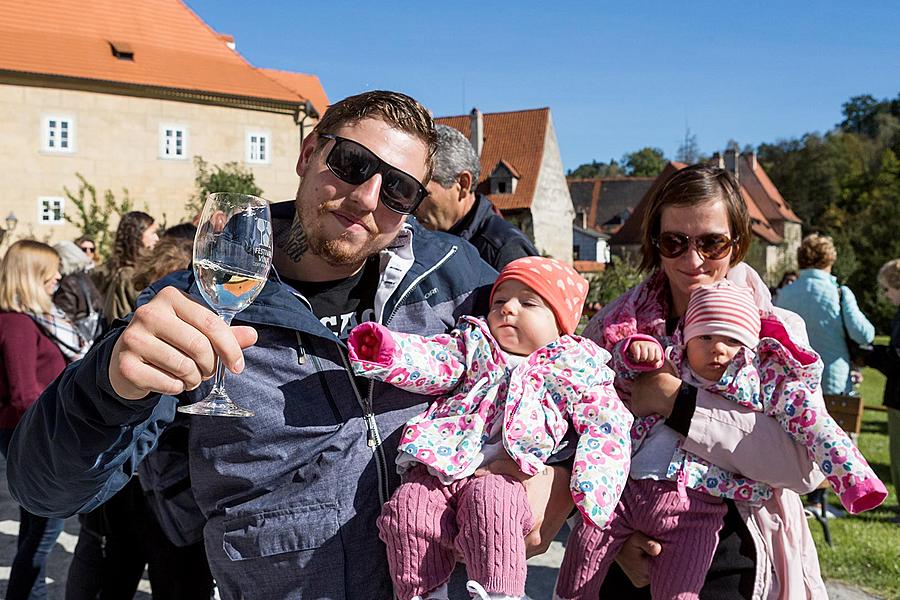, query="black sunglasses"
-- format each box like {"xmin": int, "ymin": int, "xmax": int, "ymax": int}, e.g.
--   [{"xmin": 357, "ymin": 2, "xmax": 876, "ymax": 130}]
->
[
  {"xmin": 80, "ymin": 245, "xmax": 95, "ymax": 254},
  {"xmin": 320, "ymin": 134, "xmax": 427, "ymax": 215},
  {"xmin": 653, "ymin": 231, "xmax": 737, "ymax": 260}
]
